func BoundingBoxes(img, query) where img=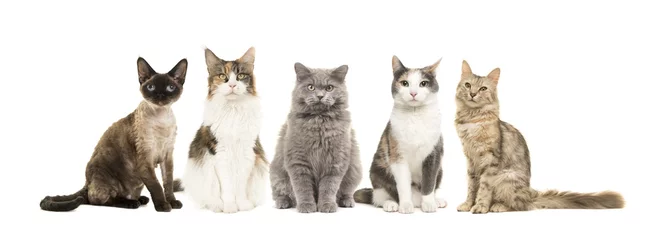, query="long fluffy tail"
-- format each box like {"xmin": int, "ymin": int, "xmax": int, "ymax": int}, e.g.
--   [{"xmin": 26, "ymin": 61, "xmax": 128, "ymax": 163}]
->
[
  {"xmin": 533, "ymin": 189, "xmax": 625, "ymax": 209},
  {"xmin": 173, "ymin": 179, "xmax": 184, "ymax": 192},
  {"xmin": 353, "ymin": 188, "xmax": 373, "ymax": 204},
  {"xmin": 40, "ymin": 188, "xmax": 87, "ymax": 212}
]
